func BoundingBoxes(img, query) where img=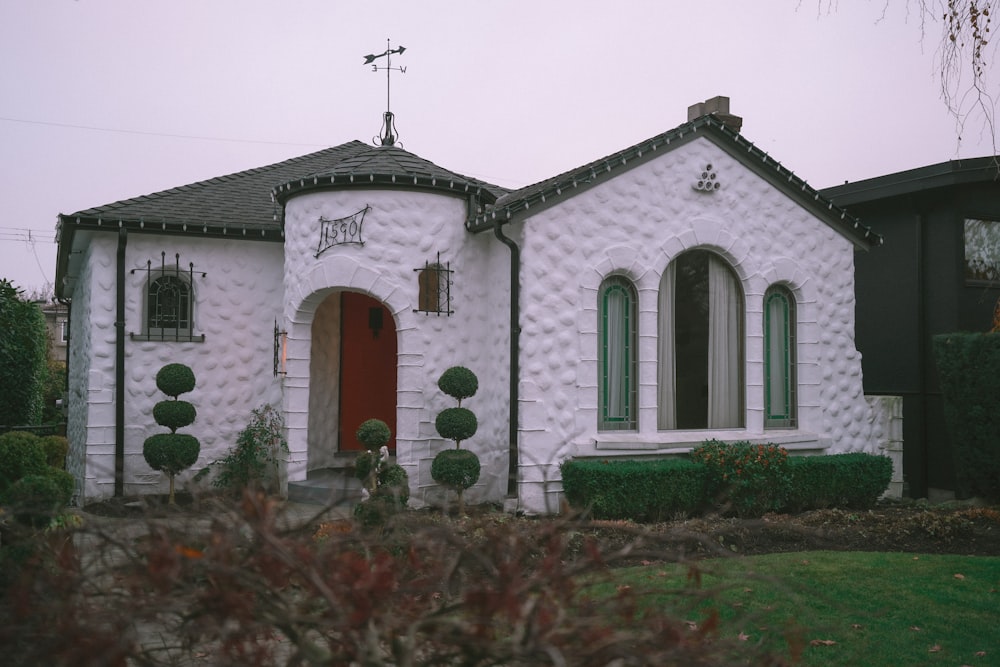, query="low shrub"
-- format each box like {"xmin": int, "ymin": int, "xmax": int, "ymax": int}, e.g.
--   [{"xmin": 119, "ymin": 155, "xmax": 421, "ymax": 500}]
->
[
  {"xmin": 785, "ymin": 453, "xmax": 893, "ymax": 511},
  {"xmin": 560, "ymin": 458, "xmax": 707, "ymax": 521},
  {"xmin": 0, "ymin": 430, "xmax": 47, "ymax": 495},
  {"xmin": 690, "ymin": 440, "xmax": 791, "ymax": 517},
  {"xmin": 2, "ymin": 468, "xmax": 74, "ymax": 527},
  {"xmin": 38, "ymin": 435, "xmax": 68, "ymax": 469}
]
